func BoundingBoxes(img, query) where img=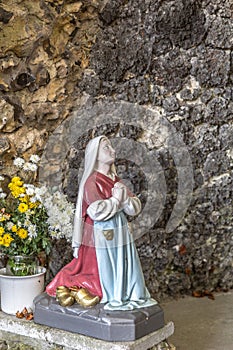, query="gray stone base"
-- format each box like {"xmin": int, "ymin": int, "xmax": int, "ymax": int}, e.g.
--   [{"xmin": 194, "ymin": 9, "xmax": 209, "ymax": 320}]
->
[
  {"xmin": 0, "ymin": 309, "xmax": 174, "ymax": 350},
  {"xmin": 34, "ymin": 293, "xmax": 164, "ymax": 342}
]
